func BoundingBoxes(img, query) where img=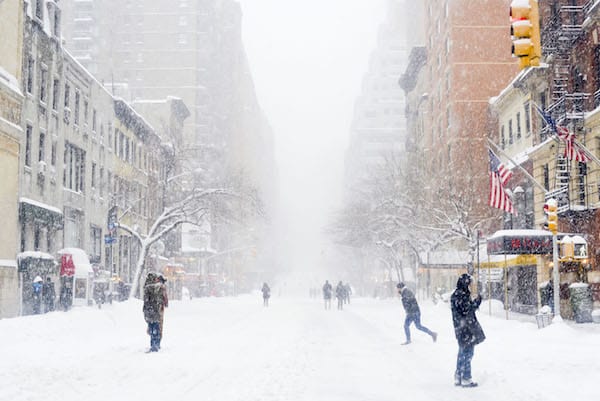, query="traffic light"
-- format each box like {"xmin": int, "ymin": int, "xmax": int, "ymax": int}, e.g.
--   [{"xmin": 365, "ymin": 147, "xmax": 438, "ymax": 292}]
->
[
  {"xmin": 544, "ymin": 199, "xmax": 558, "ymax": 235},
  {"xmin": 510, "ymin": 0, "xmax": 541, "ymax": 70}
]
